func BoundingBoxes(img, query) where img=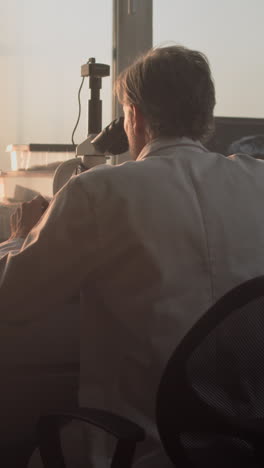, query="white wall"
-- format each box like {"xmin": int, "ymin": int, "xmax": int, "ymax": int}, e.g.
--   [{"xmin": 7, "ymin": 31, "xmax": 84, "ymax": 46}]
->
[
  {"xmin": 0, "ymin": 0, "xmax": 112, "ymax": 171},
  {"xmin": 154, "ymin": 0, "xmax": 264, "ymax": 119},
  {"xmin": 2, "ymin": 0, "xmax": 263, "ymax": 173}
]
